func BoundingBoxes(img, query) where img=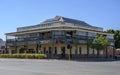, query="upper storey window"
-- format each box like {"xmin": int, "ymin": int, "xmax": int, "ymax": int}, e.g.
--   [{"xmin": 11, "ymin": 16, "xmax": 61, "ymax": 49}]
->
[
  {"xmin": 16, "ymin": 33, "xmax": 39, "ymax": 39},
  {"xmin": 17, "ymin": 34, "xmax": 27, "ymax": 38},
  {"xmin": 88, "ymin": 32, "xmax": 96, "ymax": 37},
  {"xmin": 52, "ymin": 30, "xmax": 65, "ymax": 36},
  {"xmin": 27, "ymin": 33, "xmax": 39, "ymax": 38},
  {"xmin": 76, "ymin": 31, "xmax": 87, "ymax": 36},
  {"xmin": 107, "ymin": 34, "xmax": 114, "ymax": 39}
]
